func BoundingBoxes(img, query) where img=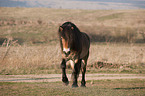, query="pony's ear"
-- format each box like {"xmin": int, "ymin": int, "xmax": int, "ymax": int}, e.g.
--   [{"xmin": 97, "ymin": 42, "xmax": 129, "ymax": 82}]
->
[
  {"xmin": 59, "ymin": 26, "xmax": 63, "ymax": 32},
  {"xmin": 71, "ymin": 27, "xmax": 74, "ymax": 30}
]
